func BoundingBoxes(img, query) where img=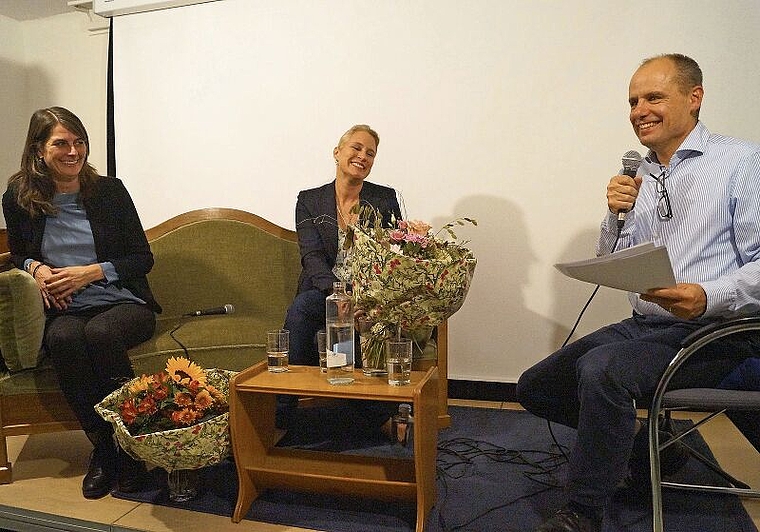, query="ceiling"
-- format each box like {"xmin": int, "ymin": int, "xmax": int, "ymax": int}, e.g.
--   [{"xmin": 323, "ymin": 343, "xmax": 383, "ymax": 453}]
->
[{"xmin": 0, "ymin": 0, "xmax": 79, "ymax": 21}]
